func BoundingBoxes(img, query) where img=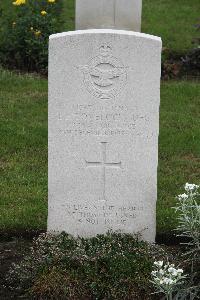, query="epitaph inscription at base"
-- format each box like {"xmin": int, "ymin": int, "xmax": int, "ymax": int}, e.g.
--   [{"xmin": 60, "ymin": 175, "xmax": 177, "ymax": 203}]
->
[{"xmin": 48, "ymin": 30, "xmax": 162, "ymax": 242}]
